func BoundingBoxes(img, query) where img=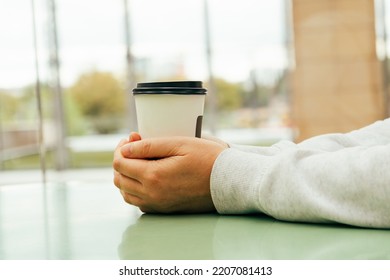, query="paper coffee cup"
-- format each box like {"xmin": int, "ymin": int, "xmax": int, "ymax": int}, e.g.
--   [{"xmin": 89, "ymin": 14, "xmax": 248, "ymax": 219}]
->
[{"xmin": 133, "ymin": 81, "xmax": 207, "ymax": 138}]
